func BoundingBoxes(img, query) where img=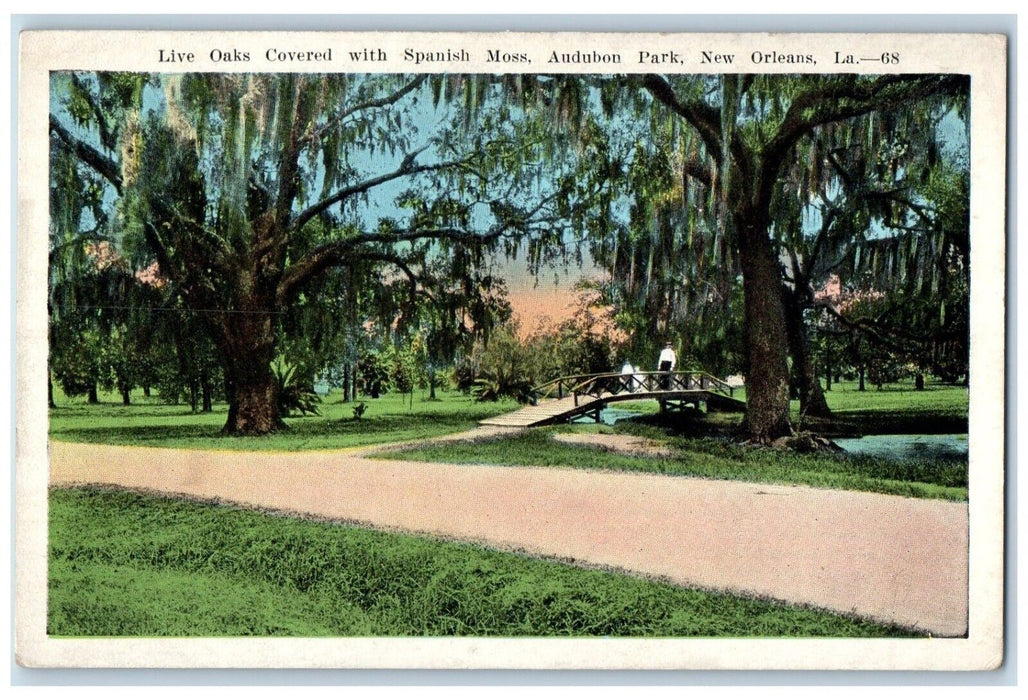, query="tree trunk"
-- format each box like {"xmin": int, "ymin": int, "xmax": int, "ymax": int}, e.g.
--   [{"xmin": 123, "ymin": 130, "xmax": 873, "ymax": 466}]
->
[
  {"xmin": 224, "ymin": 363, "xmax": 280, "ymax": 434},
  {"xmin": 121, "ymin": 388, "xmax": 131, "ymax": 406},
  {"xmin": 48, "ymin": 376, "xmax": 56, "ymax": 409},
  {"xmin": 189, "ymin": 380, "xmax": 199, "ymax": 413},
  {"xmin": 342, "ymin": 362, "xmax": 352, "ymax": 403},
  {"xmin": 429, "ymin": 370, "xmax": 437, "ymax": 400},
  {"xmin": 219, "ymin": 310, "xmax": 284, "ymax": 435},
  {"xmin": 858, "ymin": 364, "xmax": 866, "ymax": 392},
  {"xmin": 144, "ymin": 385, "xmax": 151, "ymax": 398},
  {"xmin": 783, "ymin": 286, "xmax": 832, "ymax": 418},
  {"xmin": 738, "ymin": 219, "xmax": 792, "ymax": 442},
  {"xmin": 915, "ymin": 372, "xmax": 925, "ymax": 391},
  {"xmin": 88, "ymin": 383, "xmax": 99, "ymax": 404},
  {"xmin": 201, "ymin": 375, "xmax": 213, "ymax": 412}
]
